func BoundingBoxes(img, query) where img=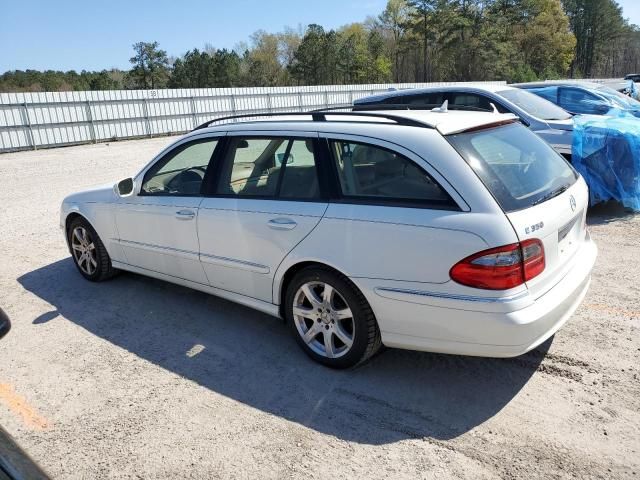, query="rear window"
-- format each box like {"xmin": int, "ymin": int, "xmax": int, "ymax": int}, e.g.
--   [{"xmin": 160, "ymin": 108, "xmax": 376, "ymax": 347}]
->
[
  {"xmin": 498, "ymin": 89, "xmax": 572, "ymax": 120},
  {"xmin": 447, "ymin": 123, "xmax": 578, "ymax": 212}
]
